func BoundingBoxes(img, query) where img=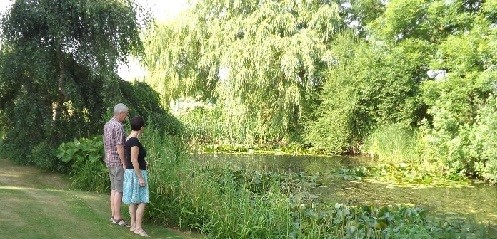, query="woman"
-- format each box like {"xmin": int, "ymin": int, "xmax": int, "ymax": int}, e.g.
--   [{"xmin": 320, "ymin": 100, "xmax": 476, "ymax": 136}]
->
[{"xmin": 123, "ymin": 115, "xmax": 150, "ymax": 237}]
